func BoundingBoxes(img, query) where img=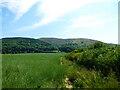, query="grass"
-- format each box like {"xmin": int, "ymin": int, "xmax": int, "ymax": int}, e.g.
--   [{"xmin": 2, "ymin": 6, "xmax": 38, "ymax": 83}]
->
[
  {"xmin": 2, "ymin": 53, "xmax": 120, "ymax": 88},
  {"xmin": 61, "ymin": 57, "xmax": 120, "ymax": 88},
  {"xmin": 2, "ymin": 53, "xmax": 67, "ymax": 88}
]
